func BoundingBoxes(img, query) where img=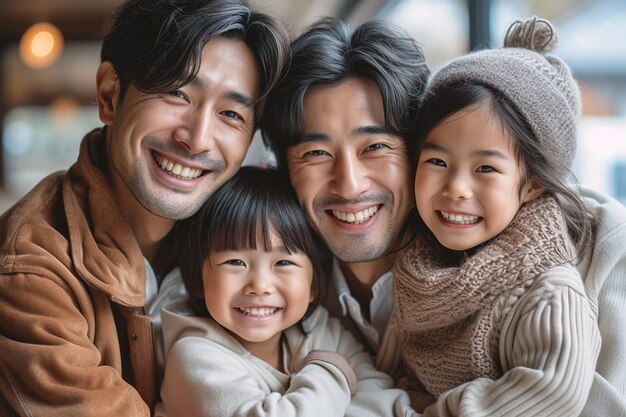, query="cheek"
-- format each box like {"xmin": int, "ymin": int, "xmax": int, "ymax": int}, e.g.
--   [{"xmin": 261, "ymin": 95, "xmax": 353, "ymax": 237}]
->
[
  {"xmin": 289, "ymin": 272, "xmax": 315, "ymax": 304},
  {"xmin": 413, "ymin": 169, "xmax": 431, "ymax": 203},
  {"xmin": 202, "ymin": 280, "xmax": 218, "ymax": 309},
  {"xmin": 482, "ymin": 190, "xmax": 521, "ymax": 228},
  {"xmin": 288, "ymin": 170, "xmax": 317, "ymax": 207},
  {"xmin": 287, "ymin": 163, "xmax": 310, "ymax": 188},
  {"xmin": 222, "ymin": 139, "xmax": 250, "ymax": 168}
]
